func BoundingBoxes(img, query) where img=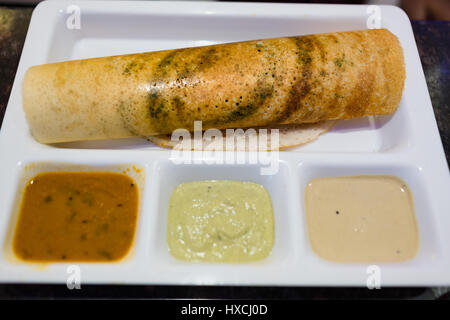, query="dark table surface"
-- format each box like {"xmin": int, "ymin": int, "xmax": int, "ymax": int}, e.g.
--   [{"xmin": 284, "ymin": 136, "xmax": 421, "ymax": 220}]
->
[{"xmin": 0, "ymin": 6, "xmax": 448, "ymax": 300}]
